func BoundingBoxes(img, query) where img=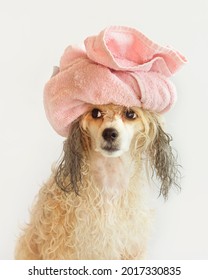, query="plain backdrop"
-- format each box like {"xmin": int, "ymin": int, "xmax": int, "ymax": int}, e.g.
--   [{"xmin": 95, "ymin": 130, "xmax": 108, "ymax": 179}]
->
[{"xmin": 0, "ymin": 0, "xmax": 208, "ymax": 260}]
